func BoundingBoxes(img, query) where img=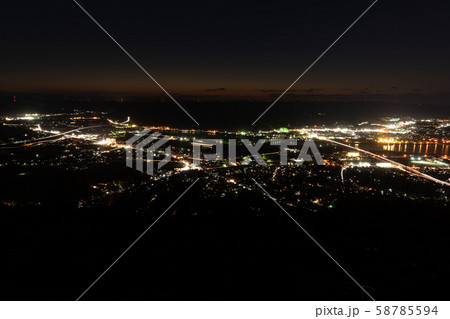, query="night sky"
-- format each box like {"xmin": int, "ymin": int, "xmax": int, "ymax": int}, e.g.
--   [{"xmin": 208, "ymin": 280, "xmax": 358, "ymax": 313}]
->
[{"xmin": 1, "ymin": 0, "xmax": 450, "ymax": 100}]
